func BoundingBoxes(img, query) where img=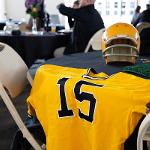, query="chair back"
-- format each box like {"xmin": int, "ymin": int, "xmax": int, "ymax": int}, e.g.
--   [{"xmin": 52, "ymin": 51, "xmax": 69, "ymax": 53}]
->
[
  {"xmin": 84, "ymin": 28, "xmax": 105, "ymax": 53},
  {"xmin": 136, "ymin": 22, "xmax": 150, "ymax": 33},
  {"xmin": 137, "ymin": 113, "xmax": 150, "ymax": 150},
  {"xmin": 0, "ymin": 42, "xmax": 28, "ymax": 97},
  {"xmin": 19, "ymin": 22, "xmax": 30, "ymax": 32},
  {"xmin": 53, "ymin": 47, "xmax": 65, "ymax": 58},
  {"xmin": 0, "ymin": 42, "xmax": 42, "ymax": 150}
]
